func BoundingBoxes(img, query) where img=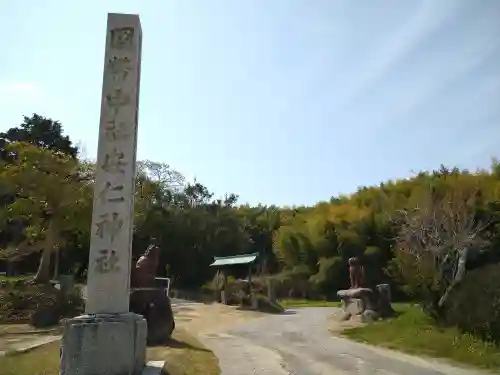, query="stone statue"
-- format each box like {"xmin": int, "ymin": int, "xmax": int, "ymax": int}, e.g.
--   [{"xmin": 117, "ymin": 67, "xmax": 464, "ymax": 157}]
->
[
  {"xmin": 132, "ymin": 243, "xmax": 160, "ymax": 287},
  {"xmin": 348, "ymin": 257, "xmax": 364, "ymax": 289},
  {"xmin": 130, "ymin": 238, "xmax": 175, "ymax": 345}
]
